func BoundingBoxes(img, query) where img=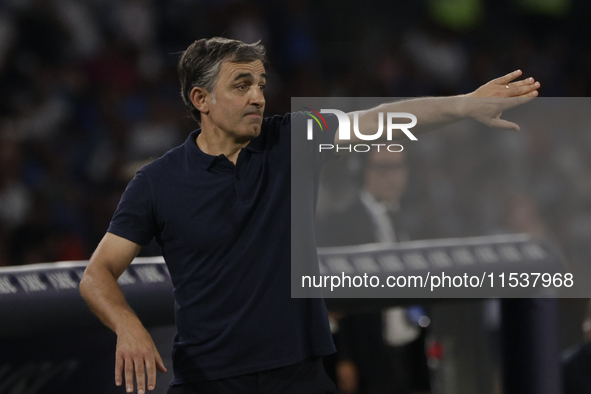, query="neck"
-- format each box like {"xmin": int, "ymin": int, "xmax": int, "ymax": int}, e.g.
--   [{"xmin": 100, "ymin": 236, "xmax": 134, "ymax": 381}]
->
[{"xmin": 196, "ymin": 126, "xmax": 250, "ymax": 165}]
